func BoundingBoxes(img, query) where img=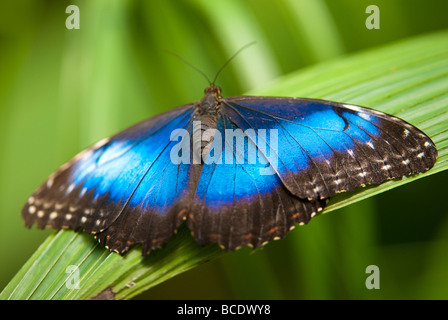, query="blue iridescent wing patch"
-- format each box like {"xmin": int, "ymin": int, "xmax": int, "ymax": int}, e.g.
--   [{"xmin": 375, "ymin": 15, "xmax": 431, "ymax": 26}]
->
[{"xmin": 22, "ymin": 85, "xmax": 438, "ymax": 254}]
